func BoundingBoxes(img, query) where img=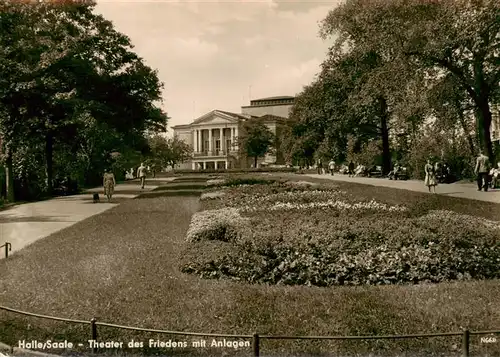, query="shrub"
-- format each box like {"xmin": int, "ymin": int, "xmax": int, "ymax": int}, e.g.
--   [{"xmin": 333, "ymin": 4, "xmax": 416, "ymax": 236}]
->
[
  {"xmin": 222, "ymin": 177, "xmax": 277, "ymax": 187},
  {"xmin": 185, "ymin": 207, "xmax": 249, "ymax": 242},
  {"xmin": 206, "ymin": 179, "xmax": 226, "ymax": 187},
  {"xmin": 200, "ymin": 191, "xmax": 226, "ymax": 200},
  {"xmin": 173, "ymin": 167, "xmax": 297, "ymax": 175}
]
